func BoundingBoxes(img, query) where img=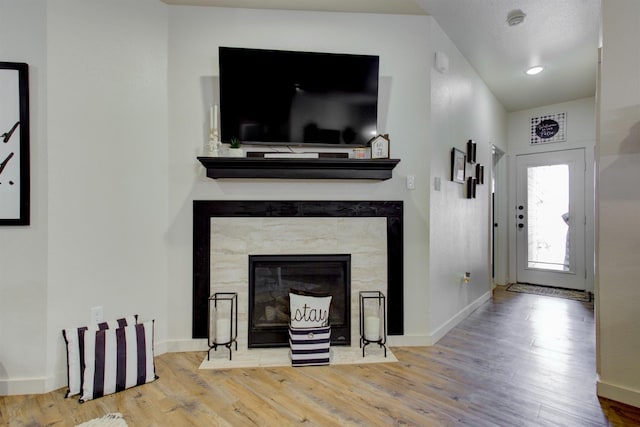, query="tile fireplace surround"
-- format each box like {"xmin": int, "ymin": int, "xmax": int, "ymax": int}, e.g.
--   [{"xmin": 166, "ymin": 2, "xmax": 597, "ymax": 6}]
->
[{"xmin": 192, "ymin": 200, "xmax": 404, "ymax": 350}]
